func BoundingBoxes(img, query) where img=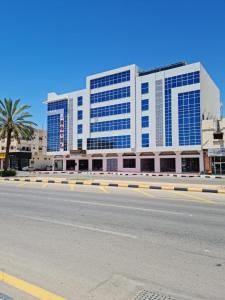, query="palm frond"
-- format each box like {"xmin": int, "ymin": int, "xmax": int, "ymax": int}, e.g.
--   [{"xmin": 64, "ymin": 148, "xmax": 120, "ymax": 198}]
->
[{"xmin": 0, "ymin": 98, "xmax": 36, "ymax": 170}]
